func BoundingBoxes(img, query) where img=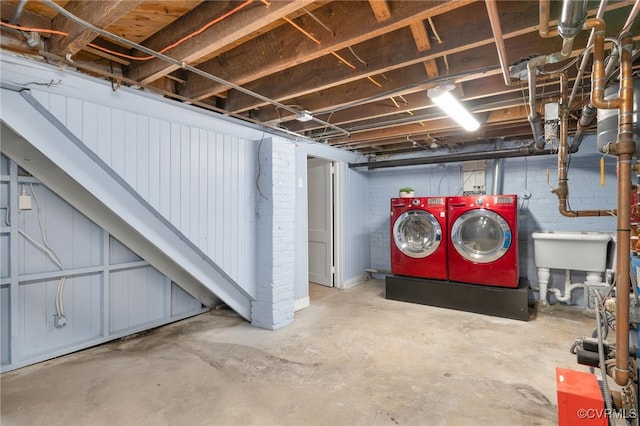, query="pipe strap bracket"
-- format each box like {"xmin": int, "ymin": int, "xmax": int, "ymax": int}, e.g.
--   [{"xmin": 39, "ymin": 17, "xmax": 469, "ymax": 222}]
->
[{"xmin": 609, "ymin": 141, "xmax": 636, "ymax": 156}]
